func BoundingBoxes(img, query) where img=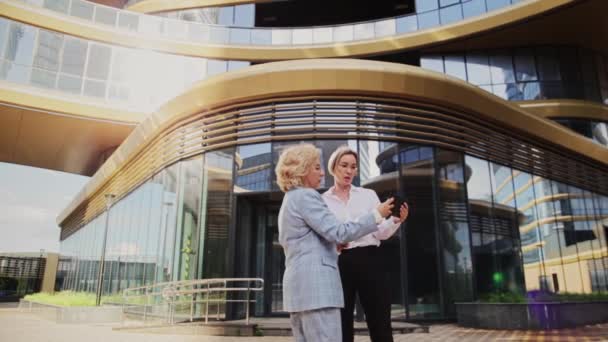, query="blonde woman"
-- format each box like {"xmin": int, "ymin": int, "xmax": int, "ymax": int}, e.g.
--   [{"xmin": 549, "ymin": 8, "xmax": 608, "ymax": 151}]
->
[
  {"xmin": 276, "ymin": 143, "xmax": 394, "ymax": 342},
  {"xmin": 323, "ymin": 145, "xmax": 409, "ymax": 342}
]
